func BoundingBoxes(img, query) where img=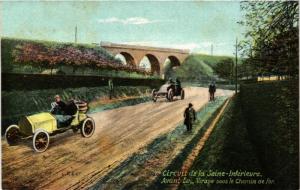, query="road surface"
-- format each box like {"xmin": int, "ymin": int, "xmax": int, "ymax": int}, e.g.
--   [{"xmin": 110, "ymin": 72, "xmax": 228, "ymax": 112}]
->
[{"xmin": 2, "ymin": 87, "xmax": 233, "ymax": 189}]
